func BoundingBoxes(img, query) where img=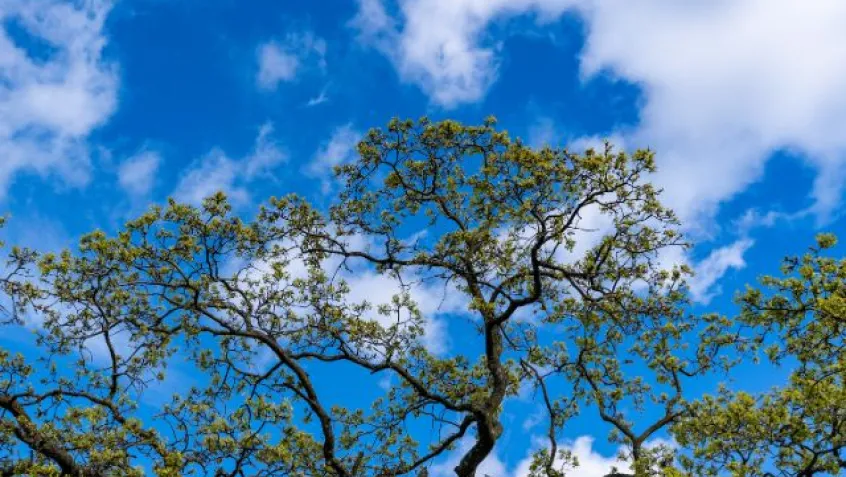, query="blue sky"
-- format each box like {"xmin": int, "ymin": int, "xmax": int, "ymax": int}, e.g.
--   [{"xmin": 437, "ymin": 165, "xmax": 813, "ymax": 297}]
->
[{"xmin": 2, "ymin": 0, "xmax": 846, "ymax": 475}]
